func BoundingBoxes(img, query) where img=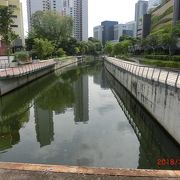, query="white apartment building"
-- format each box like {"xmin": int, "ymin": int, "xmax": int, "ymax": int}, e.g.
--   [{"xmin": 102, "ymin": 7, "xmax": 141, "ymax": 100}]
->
[
  {"xmin": 27, "ymin": 0, "xmax": 88, "ymax": 41},
  {"xmin": 93, "ymin": 26, "xmax": 103, "ymax": 42},
  {"xmin": 62, "ymin": 0, "xmax": 88, "ymax": 41}
]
